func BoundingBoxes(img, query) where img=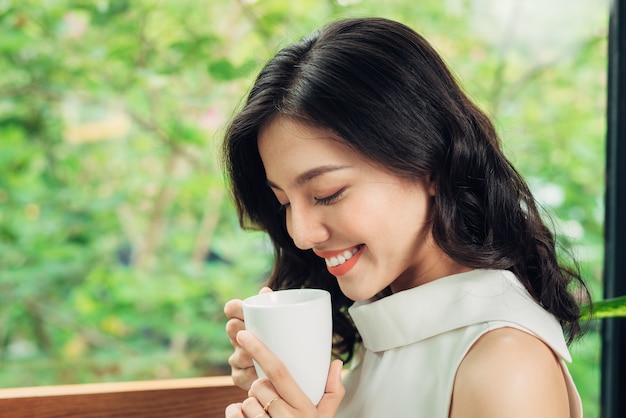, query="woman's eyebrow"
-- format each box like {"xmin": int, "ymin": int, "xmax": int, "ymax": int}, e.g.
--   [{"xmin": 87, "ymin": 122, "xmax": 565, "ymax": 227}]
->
[{"xmin": 266, "ymin": 164, "xmax": 350, "ymax": 190}]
